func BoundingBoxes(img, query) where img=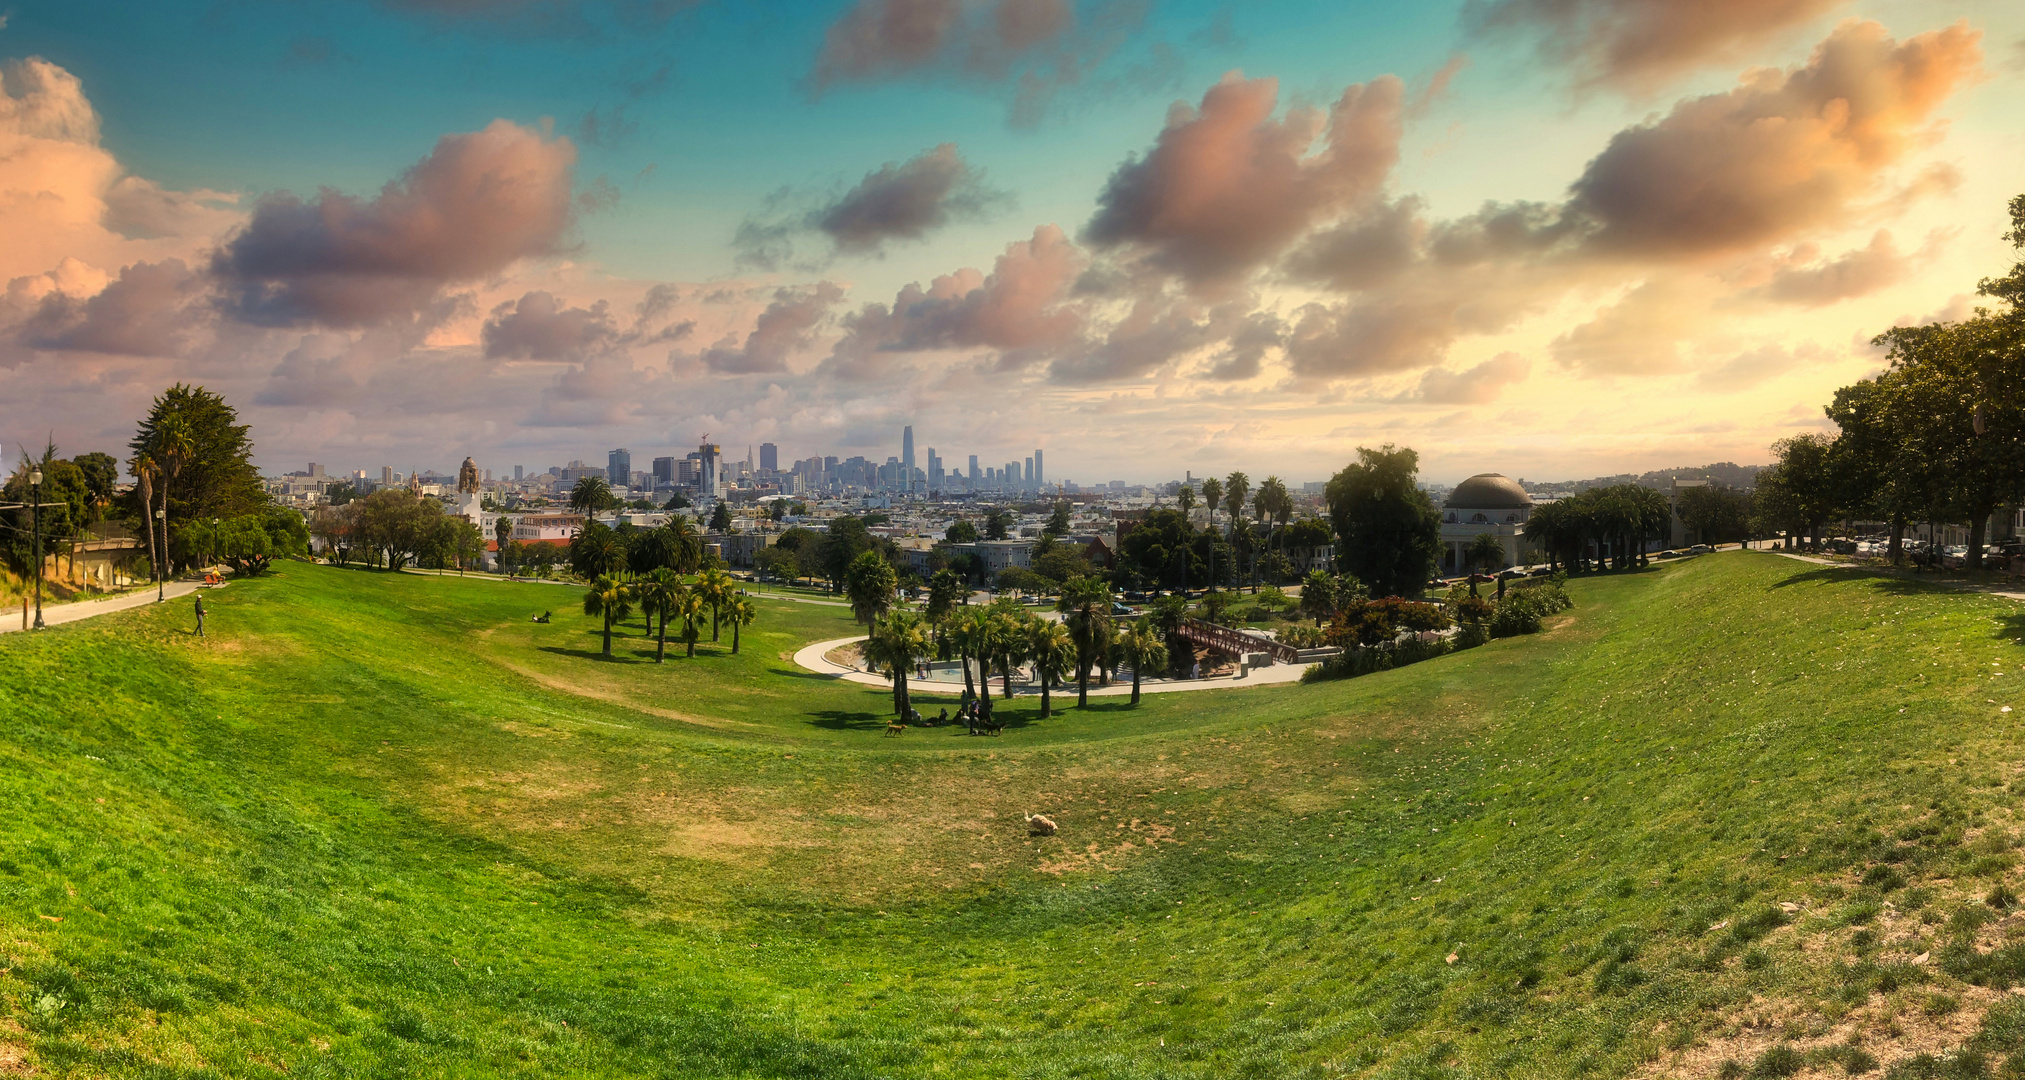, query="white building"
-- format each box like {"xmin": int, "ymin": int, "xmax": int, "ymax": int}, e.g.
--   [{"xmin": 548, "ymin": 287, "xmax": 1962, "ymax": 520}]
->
[{"xmin": 1438, "ymin": 473, "xmax": 1534, "ymax": 573}]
